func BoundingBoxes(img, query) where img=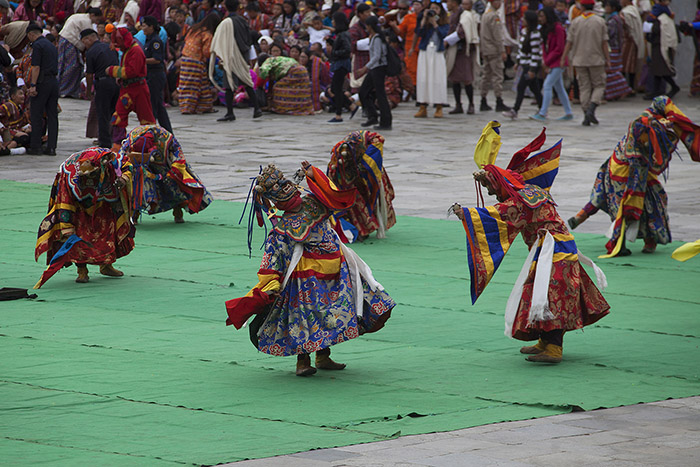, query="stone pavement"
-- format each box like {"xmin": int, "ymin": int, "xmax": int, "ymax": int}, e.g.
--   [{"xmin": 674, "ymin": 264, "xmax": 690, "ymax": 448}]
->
[
  {"xmin": 1, "ymin": 90, "xmax": 699, "ymax": 466},
  {"xmin": 226, "ymin": 397, "xmax": 700, "ymax": 467}
]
